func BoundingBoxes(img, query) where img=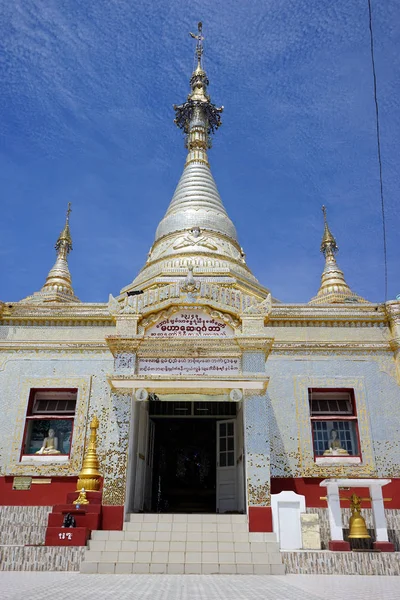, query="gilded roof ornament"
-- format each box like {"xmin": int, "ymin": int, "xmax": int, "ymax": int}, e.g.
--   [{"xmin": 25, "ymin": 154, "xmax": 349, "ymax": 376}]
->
[
  {"xmin": 309, "ymin": 206, "xmax": 367, "ymax": 305},
  {"xmin": 20, "ymin": 203, "xmax": 80, "ymax": 304},
  {"xmin": 320, "ymin": 205, "xmax": 338, "ymax": 255},
  {"xmin": 55, "ymin": 202, "xmax": 73, "ymax": 253},
  {"xmin": 173, "ymin": 22, "xmax": 223, "ymax": 152}
]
